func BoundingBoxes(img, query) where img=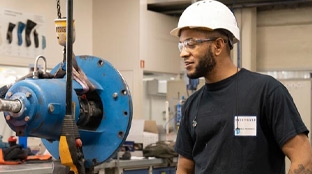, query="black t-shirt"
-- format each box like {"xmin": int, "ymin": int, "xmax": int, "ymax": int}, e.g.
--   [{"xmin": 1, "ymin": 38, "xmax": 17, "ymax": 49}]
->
[{"xmin": 175, "ymin": 68, "xmax": 309, "ymax": 174}]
